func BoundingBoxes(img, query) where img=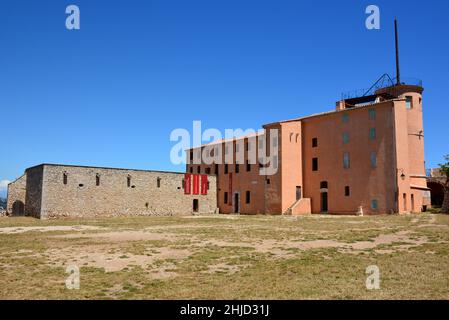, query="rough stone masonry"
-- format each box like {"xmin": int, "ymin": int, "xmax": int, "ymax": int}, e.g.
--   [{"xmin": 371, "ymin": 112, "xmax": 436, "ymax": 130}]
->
[{"xmin": 7, "ymin": 164, "xmax": 217, "ymax": 219}]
